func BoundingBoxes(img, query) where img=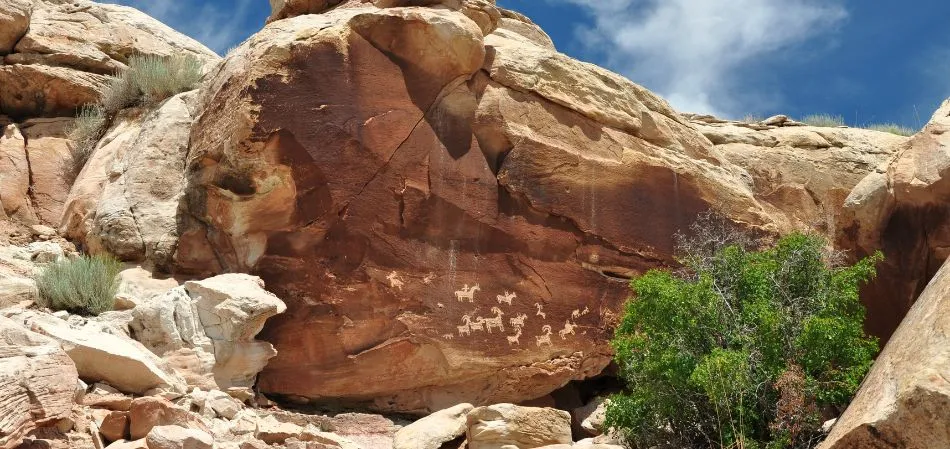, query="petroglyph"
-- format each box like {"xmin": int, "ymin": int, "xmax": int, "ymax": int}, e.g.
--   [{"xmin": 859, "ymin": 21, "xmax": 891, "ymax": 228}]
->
[
  {"xmin": 458, "ymin": 315, "xmax": 473, "ymax": 336},
  {"xmin": 484, "ymin": 307, "xmax": 505, "ymax": 334},
  {"xmin": 442, "ymin": 334, "xmax": 454, "ymax": 340},
  {"xmin": 507, "ymin": 328, "xmax": 522, "ymax": 345},
  {"xmin": 469, "ymin": 317, "xmax": 486, "ymax": 332},
  {"xmin": 496, "ymin": 291, "xmax": 517, "ymax": 305},
  {"xmin": 509, "ymin": 313, "xmax": 528, "ymax": 328},
  {"xmin": 455, "ymin": 284, "xmax": 481, "ymax": 302},
  {"xmin": 387, "ymin": 271, "xmax": 405, "ymax": 290},
  {"xmin": 536, "ymin": 325, "xmax": 553, "ymax": 347},
  {"xmin": 535, "ymin": 303, "xmax": 546, "ymax": 319},
  {"xmin": 423, "ymin": 273, "xmax": 436, "ymax": 285},
  {"xmin": 559, "ymin": 320, "xmax": 577, "ymax": 339}
]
